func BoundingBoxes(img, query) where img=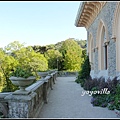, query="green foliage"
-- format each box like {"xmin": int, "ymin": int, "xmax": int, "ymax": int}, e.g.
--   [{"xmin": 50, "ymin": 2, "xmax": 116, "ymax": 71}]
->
[
  {"xmin": 4, "ymin": 40, "xmax": 25, "ymax": 54},
  {"xmin": 0, "ymin": 38, "xmax": 87, "ymax": 92},
  {"xmin": 81, "ymin": 76, "xmax": 120, "ymax": 110},
  {"xmin": 114, "ymin": 84, "xmax": 120, "ymax": 110},
  {"xmin": 32, "ymin": 45, "xmax": 48, "ymax": 54},
  {"xmin": 46, "ymin": 44, "xmax": 55, "ymax": 50},
  {"xmin": 0, "ymin": 42, "xmax": 49, "ymax": 92},
  {"xmin": 54, "ymin": 40, "xmax": 64, "ymax": 50},
  {"xmin": 31, "ymin": 38, "xmax": 87, "ymax": 71},
  {"xmin": 75, "ymin": 55, "xmax": 91, "ymax": 84},
  {"xmin": 75, "ymin": 39, "xmax": 87, "ymax": 49},
  {"xmin": 14, "ymin": 46, "xmax": 48, "ymax": 72},
  {"xmin": 10, "ymin": 66, "xmax": 34, "ymax": 78},
  {"xmin": 45, "ymin": 49, "xmax": 62, "ymax": 69},
  {"xmin": 79, "ymin": 55, "xmax": 91, "ymax": 79},
  {"xmin": 0, "ymin": 48, "xmax": 20, "ymax": 92},
  {"xmin": 59, "ymin": 38, "xmax": 83, "ymax": 71},
  {"xmin": 81, "ymin": 49, "xmax": 87, "ymax": 62},
  {"xmin": 91, "ymin": 94, "xmax": 108, "ymax": 107}
]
